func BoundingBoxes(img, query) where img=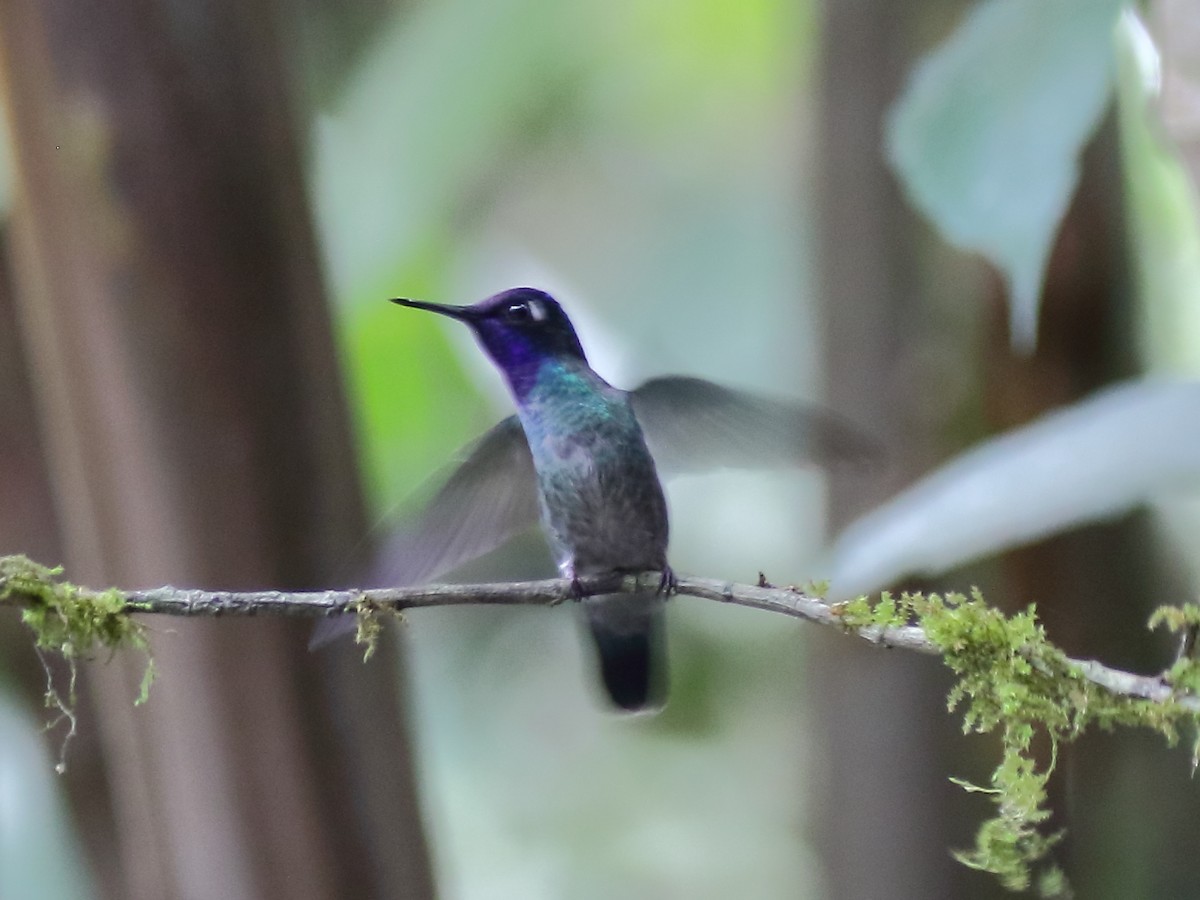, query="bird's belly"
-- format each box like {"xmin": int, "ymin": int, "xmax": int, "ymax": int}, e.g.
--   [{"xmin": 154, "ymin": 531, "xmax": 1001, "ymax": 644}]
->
[{"xmin": 536, "ymin": 451, "xmax": 668, "ymax": 577}]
